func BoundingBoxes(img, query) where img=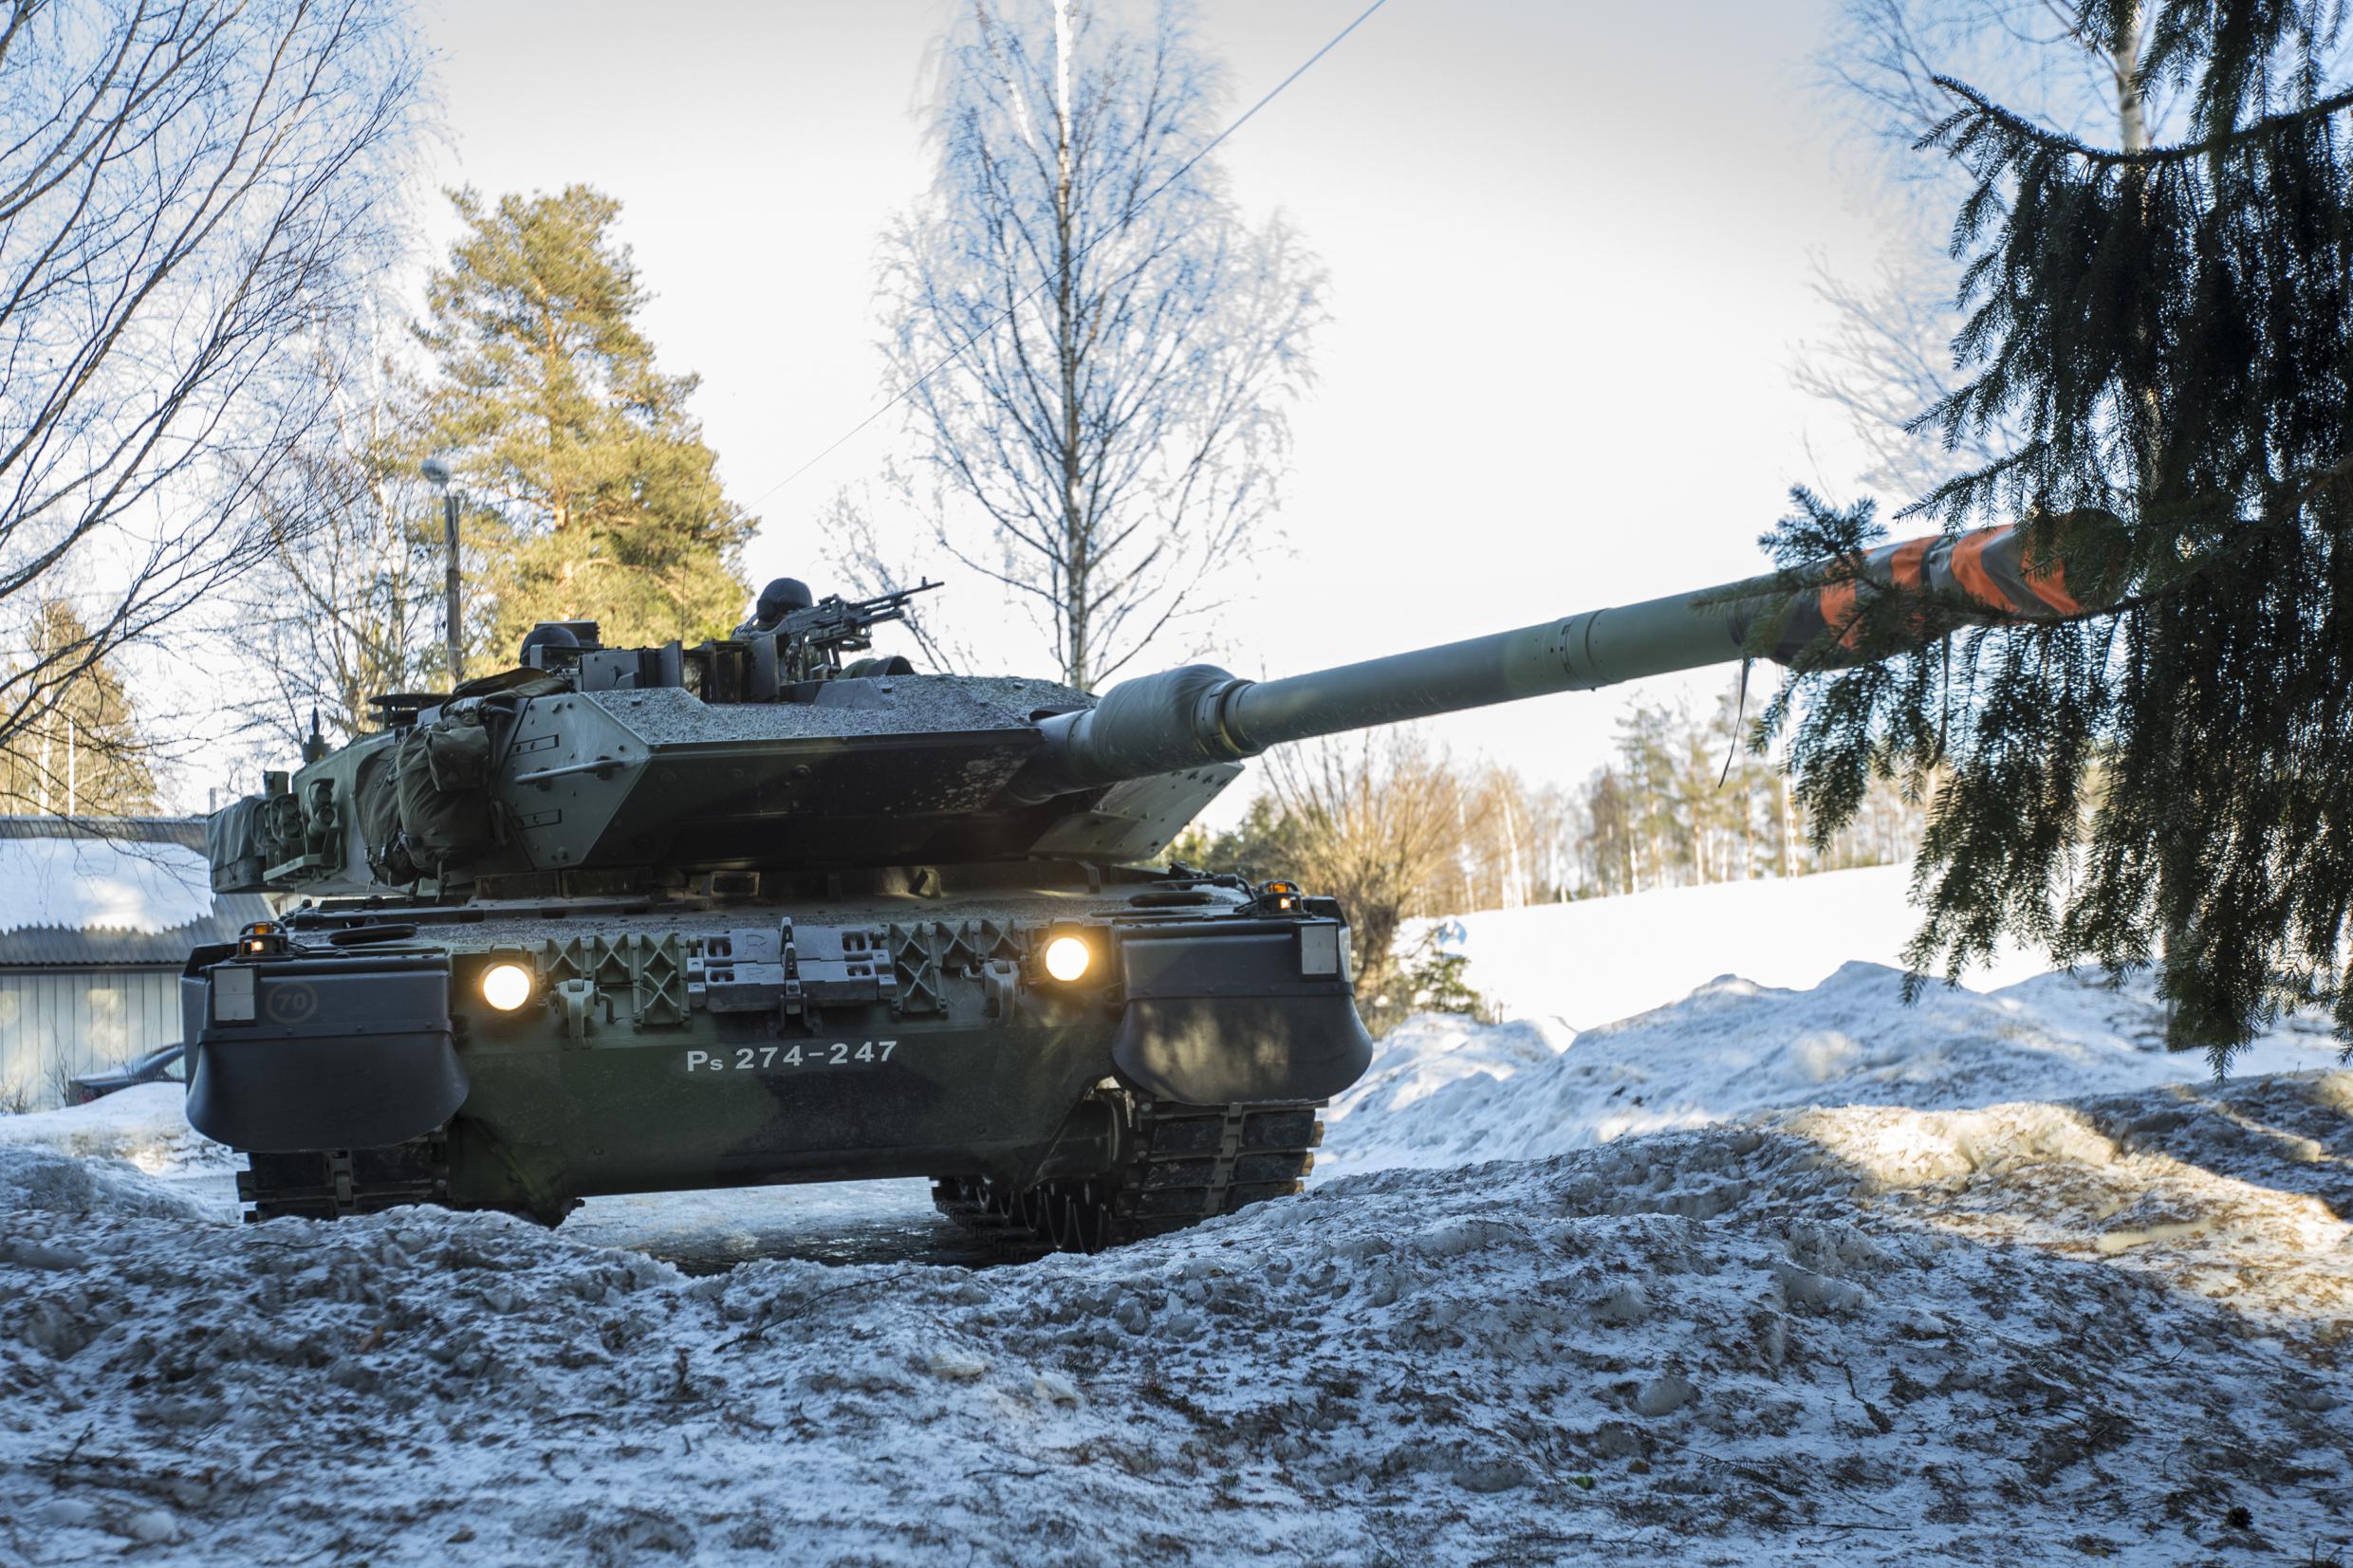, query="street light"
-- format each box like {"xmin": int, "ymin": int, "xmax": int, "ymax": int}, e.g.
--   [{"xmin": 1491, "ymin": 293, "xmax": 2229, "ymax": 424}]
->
[{"xmin": 420, "ymin": 455, "xmax": 462, "ymax": 688}]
